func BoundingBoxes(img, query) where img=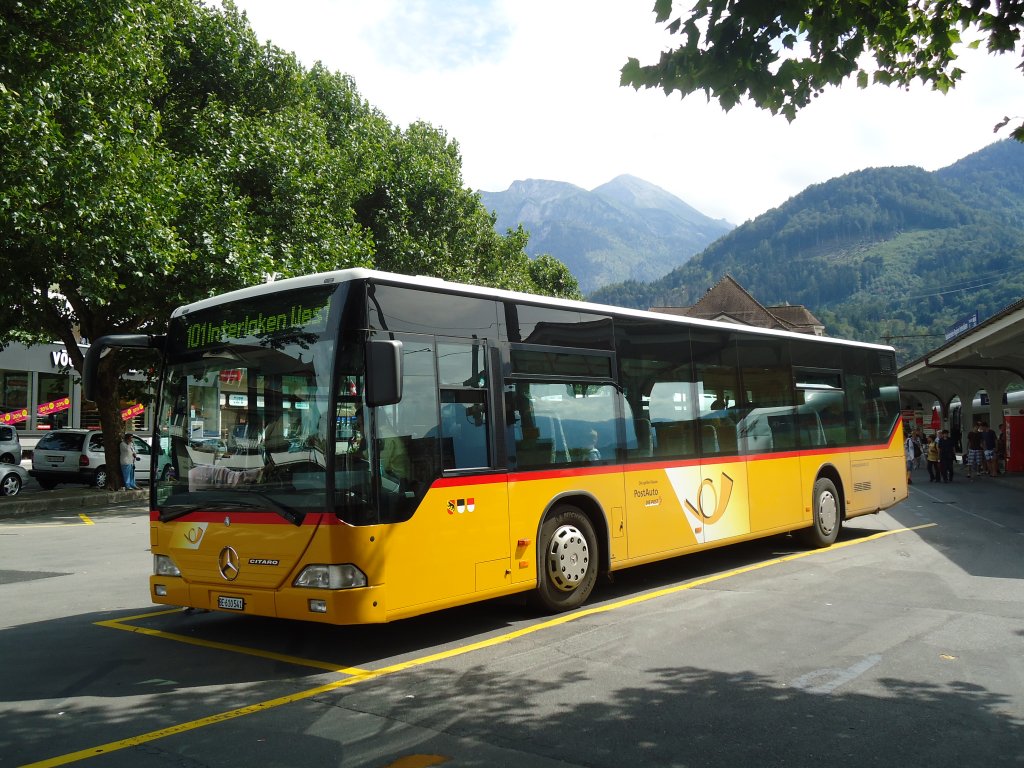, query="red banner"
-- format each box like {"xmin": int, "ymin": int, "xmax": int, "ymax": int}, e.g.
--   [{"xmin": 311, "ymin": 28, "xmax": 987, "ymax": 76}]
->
[
  {"xmin": 121, "ymin": 403, "xmax": 145, "ymax": 421},
  {"xmin": 0, "ymin": 409, "xmax": 28, "ymax": 425},
  {"xmin": 37, "ymin": 397, "xmax": 72, "ymax": 418}
]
